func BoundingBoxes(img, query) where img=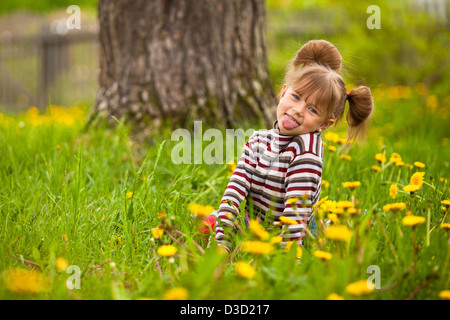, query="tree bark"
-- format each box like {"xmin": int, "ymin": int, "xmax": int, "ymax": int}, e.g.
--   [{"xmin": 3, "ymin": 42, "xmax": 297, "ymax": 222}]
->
[{"xmin": 90, "ymin": 0, "xmax": 276, "ymax": 136}]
